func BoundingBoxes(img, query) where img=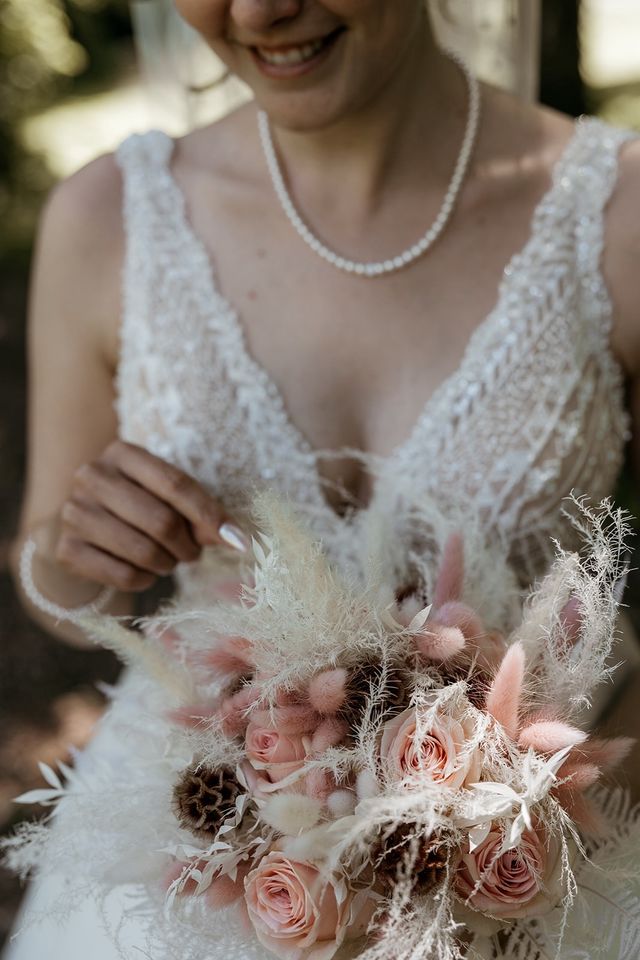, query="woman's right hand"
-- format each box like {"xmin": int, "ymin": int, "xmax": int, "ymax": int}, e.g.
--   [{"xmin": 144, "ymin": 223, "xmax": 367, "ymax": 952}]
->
[{"xmin": 54, "ymin": 439, "xmax": 248, "ymax": 592}]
